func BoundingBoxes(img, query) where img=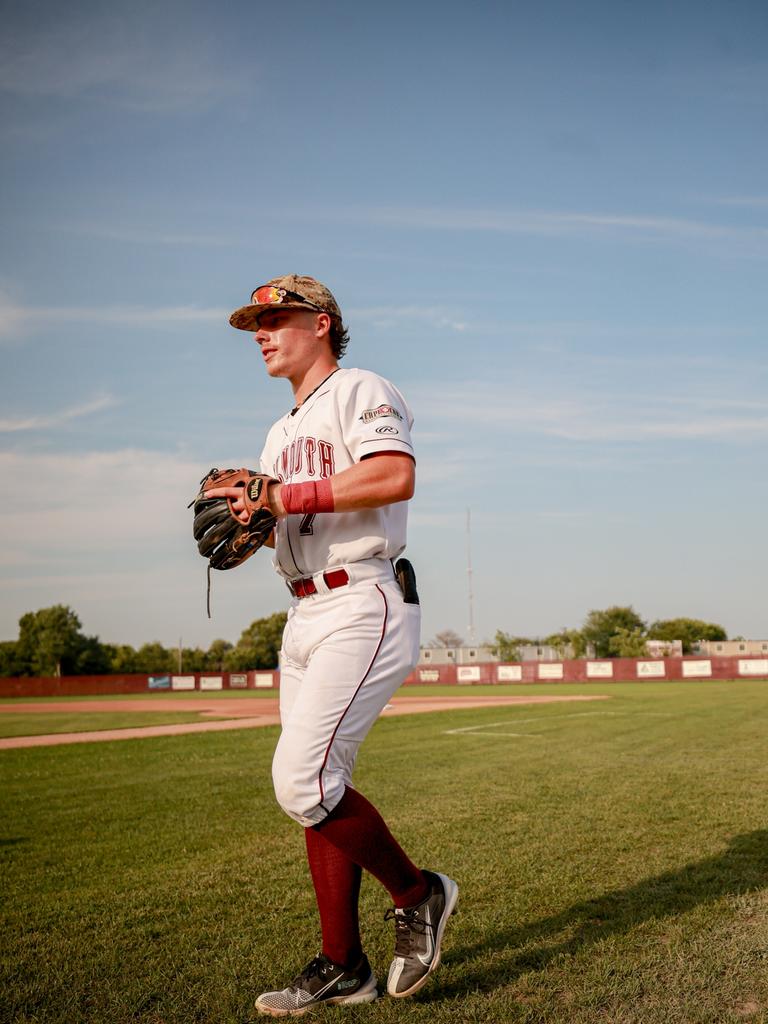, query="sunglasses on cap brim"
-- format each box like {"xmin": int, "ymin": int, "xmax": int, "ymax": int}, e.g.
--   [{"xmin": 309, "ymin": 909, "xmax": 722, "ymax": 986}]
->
[{"xmin": 251, "ymin": 285, "xmax": 326, "ymax": 312}]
